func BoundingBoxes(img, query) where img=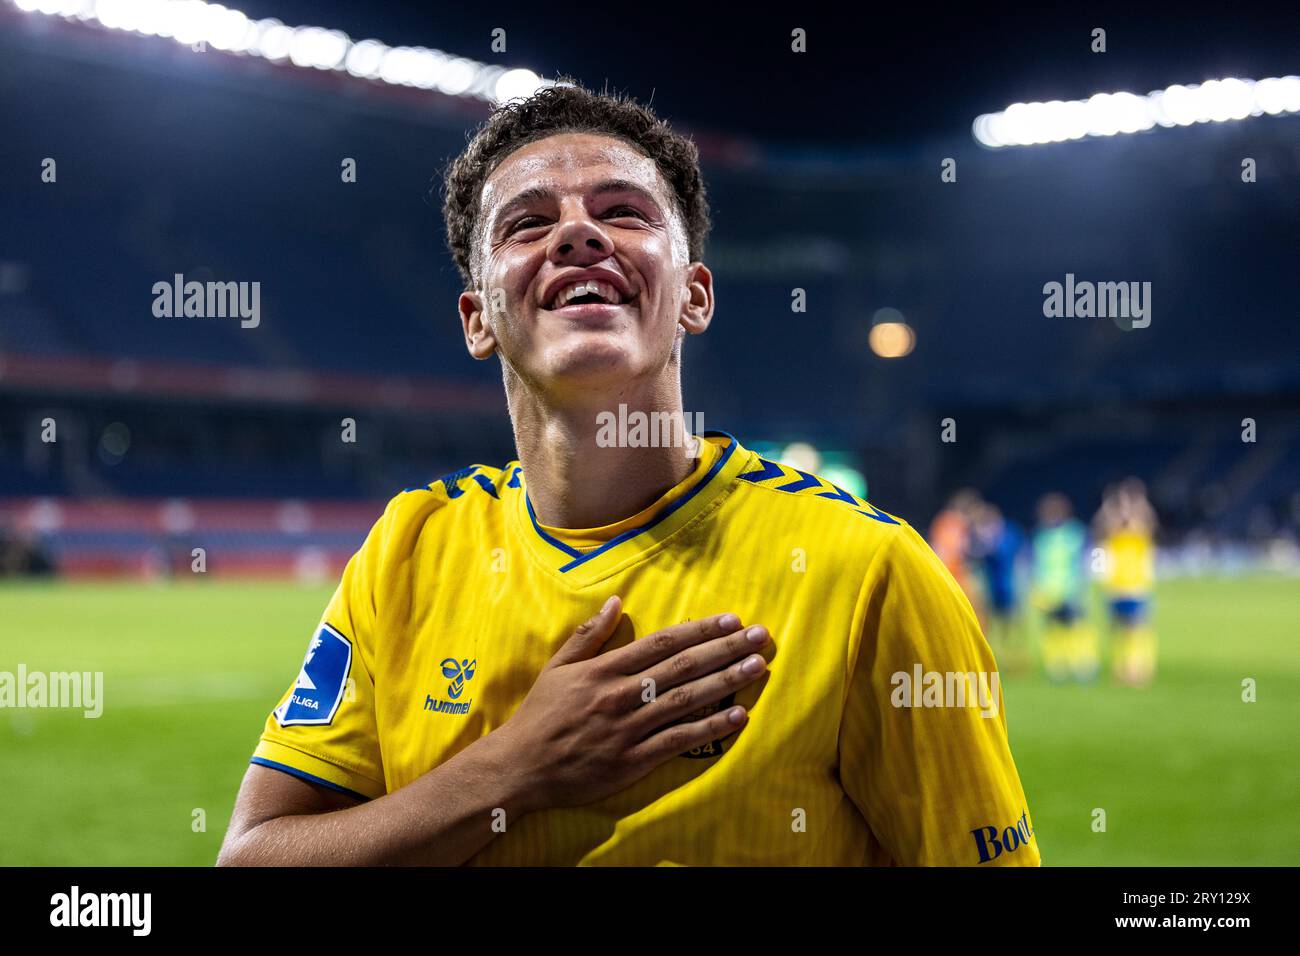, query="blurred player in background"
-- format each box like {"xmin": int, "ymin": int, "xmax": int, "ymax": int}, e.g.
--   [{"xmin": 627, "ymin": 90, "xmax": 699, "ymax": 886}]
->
[
  {"xmin": 1031, "ymin": 492, "xmax": 1097, "ymax": 682},
  {"xmin": 969, "ymin": 501, "xmax": 1028, "ymax": 670},
  {"xmin": 1095, "ymin": 478, "xmax": 1158, "ymax": 686},
  {"xmin": 929, "ymin": 489, "xmax": 985, "ymax": 627}
]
